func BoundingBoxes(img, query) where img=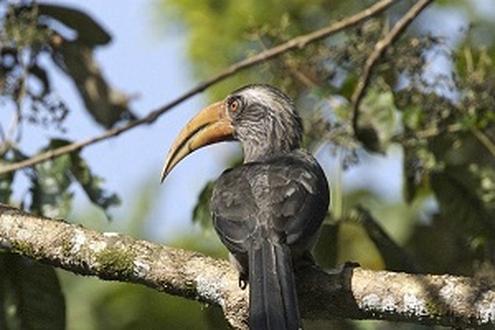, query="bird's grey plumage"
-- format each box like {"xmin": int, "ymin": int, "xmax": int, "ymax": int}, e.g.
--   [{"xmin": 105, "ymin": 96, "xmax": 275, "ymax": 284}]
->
[
  {"xmin": 210, "ymin": 85, "xmax": 329, "ymax": 330},
  {"xmin": 211, "ymin": 150, "xmax": 329, "ymax": 272}
]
